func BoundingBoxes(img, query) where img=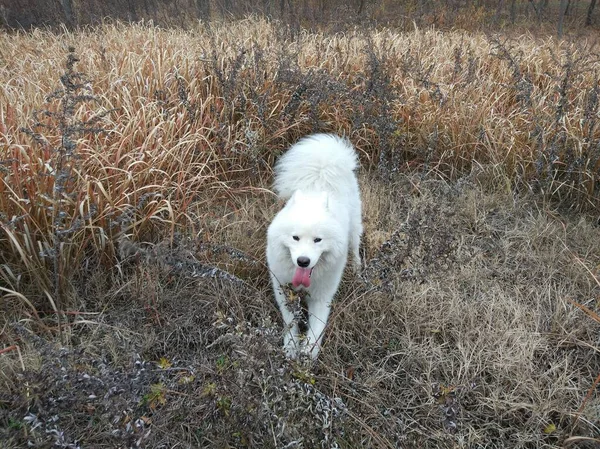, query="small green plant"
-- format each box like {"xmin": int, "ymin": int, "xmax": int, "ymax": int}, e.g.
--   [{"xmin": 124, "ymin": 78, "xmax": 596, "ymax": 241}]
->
[
  {"xmin": 216, "ymin": 395, "xmax": 232, "ymax": 416},
  {"xmin": 292, "ymin": 366, "xmax": 316, "ymax": 385},
  {"xmin": 7, "ymin": 417, "xmax": 23, "ymax": 430},
  {"xmin": 202, "ymin": 382, "xmax": 217, "ymax": 397},
  {"xmin": 215, "ymin": 354, "xmax": 234, "ymax": 374},
  {"xmin": 141, "ymin": 383, "xmax": 168, "ymax": 410}
]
